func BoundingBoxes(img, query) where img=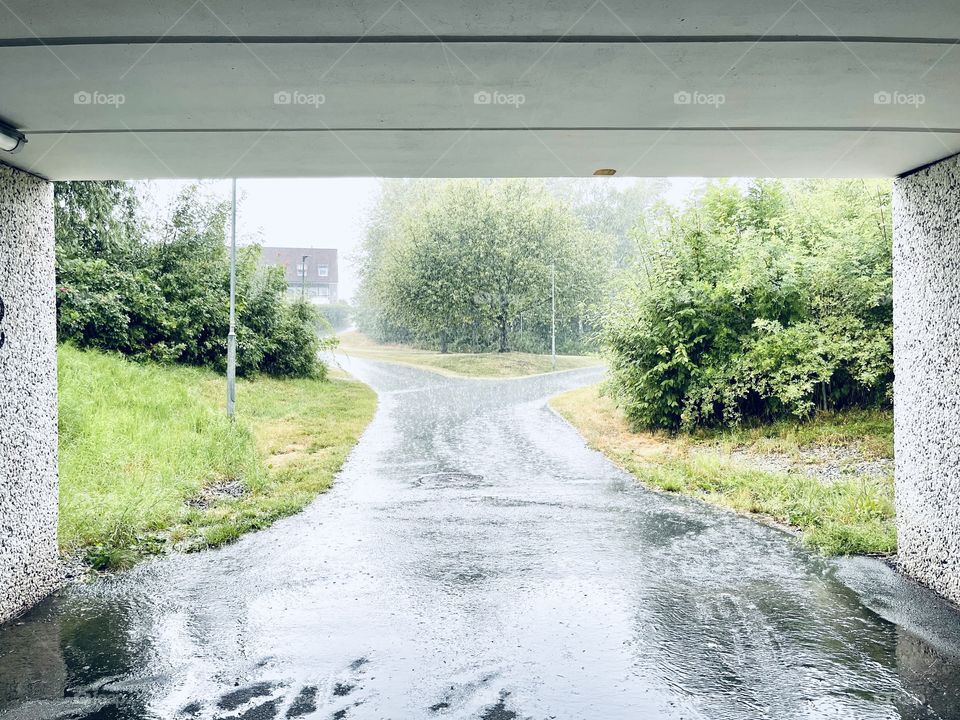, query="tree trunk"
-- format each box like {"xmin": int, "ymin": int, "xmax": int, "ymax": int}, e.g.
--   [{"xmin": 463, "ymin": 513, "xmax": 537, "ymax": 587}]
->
[
  {"xmin": 439, "ymin": 329, "xmax": 448, "ymax": 354},
  {"xmin": 497, "ymin": 293, "xmax": 510, "ymax": 353}
]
